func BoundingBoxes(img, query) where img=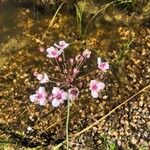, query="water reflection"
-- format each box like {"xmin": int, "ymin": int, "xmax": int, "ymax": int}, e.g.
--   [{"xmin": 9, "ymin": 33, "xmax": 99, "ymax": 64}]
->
[{"xmin": 0, "ymin": 1, "xmax": 36, "ymax": 43}]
